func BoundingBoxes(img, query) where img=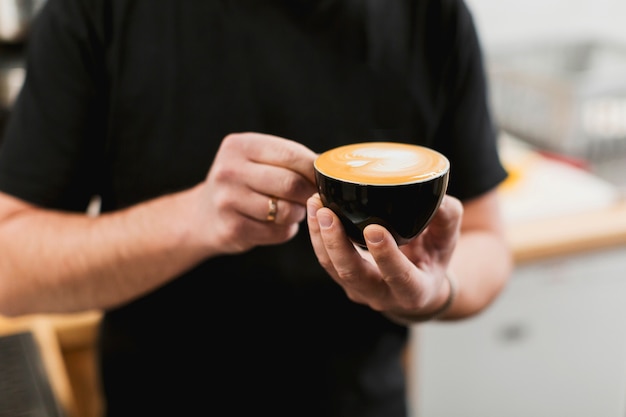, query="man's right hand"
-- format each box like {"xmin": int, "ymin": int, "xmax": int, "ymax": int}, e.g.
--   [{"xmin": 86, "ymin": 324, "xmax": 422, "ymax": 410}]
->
[{"xmin": 193, "ymin": 132, "xmax": 318, "ymax": 255}]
